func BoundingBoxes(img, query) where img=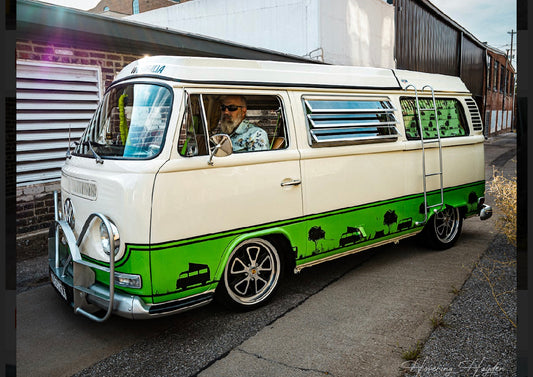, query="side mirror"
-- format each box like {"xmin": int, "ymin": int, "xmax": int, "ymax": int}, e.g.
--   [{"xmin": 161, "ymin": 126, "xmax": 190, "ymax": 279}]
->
[{"xmin": 208, "ymin": 134, "xmax": 233, "ymax": 165}]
